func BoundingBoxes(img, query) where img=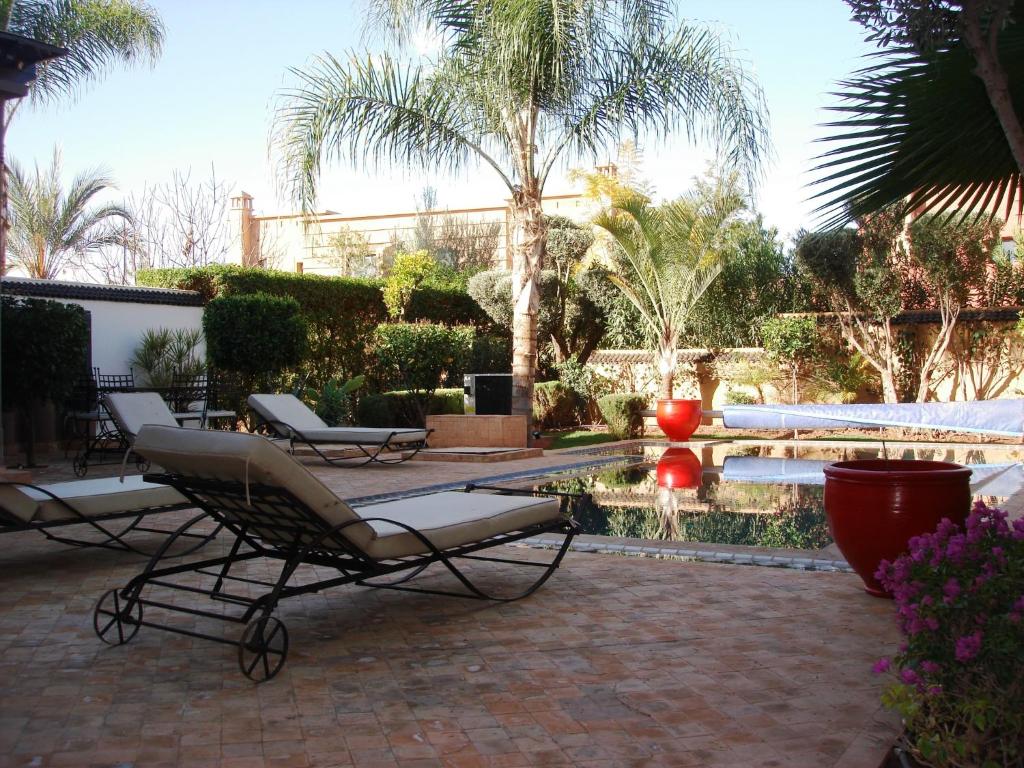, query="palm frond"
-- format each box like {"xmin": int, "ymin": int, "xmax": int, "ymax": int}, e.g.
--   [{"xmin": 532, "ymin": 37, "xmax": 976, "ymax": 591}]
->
[
  {"xmin": 811, "ymin": 30, "xmax": 1024, "ymax": 228},
  {"xmin": 9, "ymin": 0, "xmax": 164, "ymax": 106},
  {"xmin": 275, "ymin": 51, "xmax": 510, "ymax": 213}
]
